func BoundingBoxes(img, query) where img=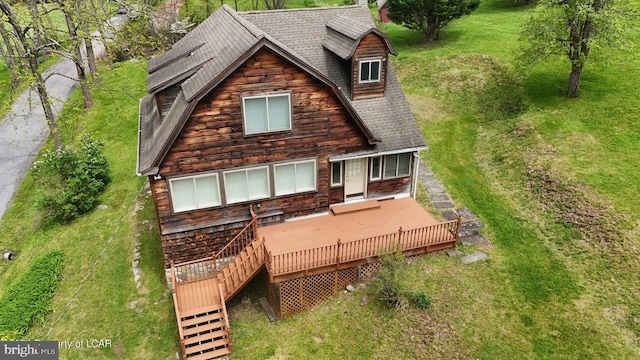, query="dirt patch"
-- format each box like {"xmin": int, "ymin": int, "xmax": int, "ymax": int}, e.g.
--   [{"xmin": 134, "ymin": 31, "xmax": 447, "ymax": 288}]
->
[{"xmin": 525, "ymin": 167, "xmax": 623, "ymax": 246}]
